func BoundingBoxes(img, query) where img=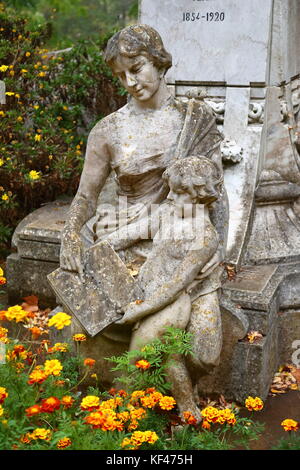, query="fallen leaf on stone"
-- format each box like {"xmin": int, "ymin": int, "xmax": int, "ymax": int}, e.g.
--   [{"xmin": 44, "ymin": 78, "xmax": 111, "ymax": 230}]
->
[
  {"xmin": 247, "ymin": 331, "xmax": 263, "ymax": 343},
  {"xmin": 225, "ymin": 264, "xmax": 236, "ymax": 281},
  {"xmin": 135, "ymin": 299, "xmax": 144, "ymax": 305}
]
